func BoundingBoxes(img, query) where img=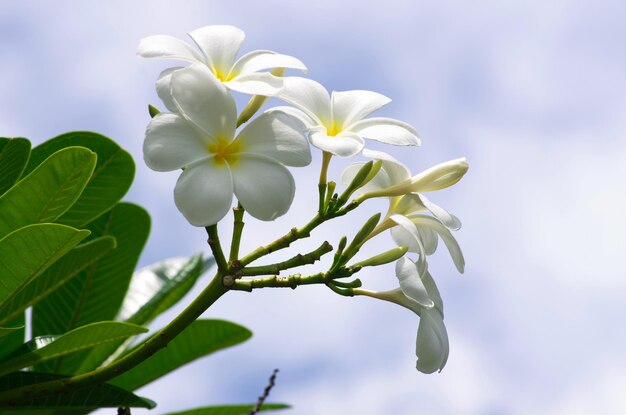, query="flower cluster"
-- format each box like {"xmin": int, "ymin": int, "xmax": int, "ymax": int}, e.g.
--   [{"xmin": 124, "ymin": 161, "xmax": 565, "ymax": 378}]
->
[{"xmin": 139, "ymin": 25, "xmax": 468, "ymax": 374}]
